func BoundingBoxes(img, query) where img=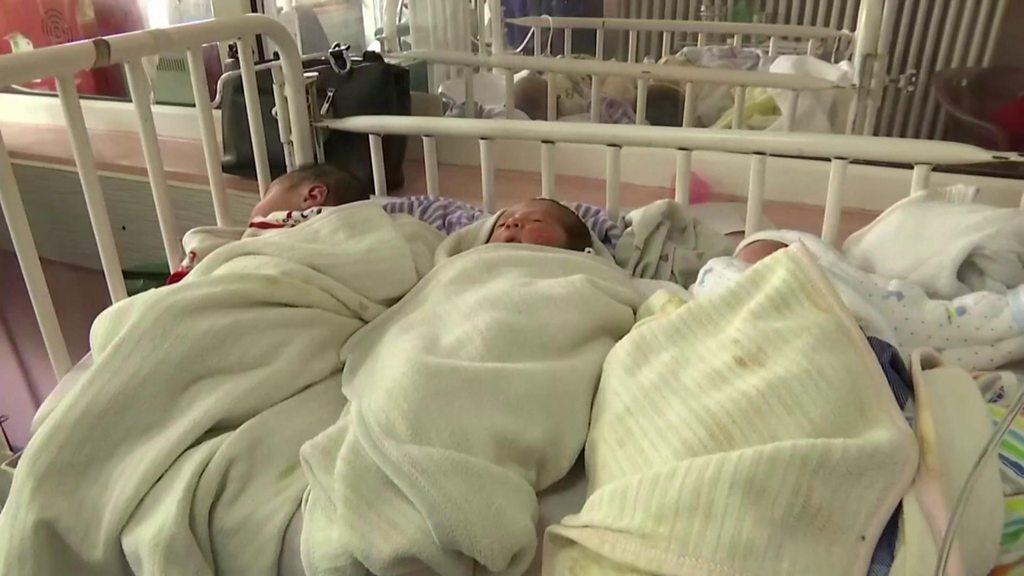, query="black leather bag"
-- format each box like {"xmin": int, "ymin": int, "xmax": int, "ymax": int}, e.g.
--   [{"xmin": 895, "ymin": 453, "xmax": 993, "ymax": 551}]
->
[{"xmin": 220, "ymin": 46, "xmax": 410, "ymax": 190}]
